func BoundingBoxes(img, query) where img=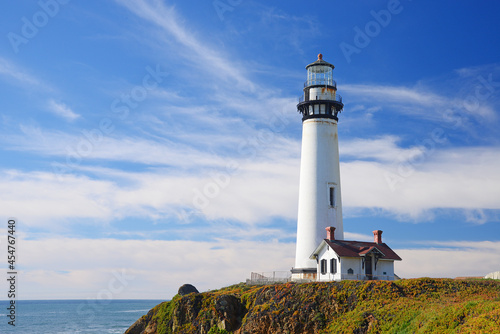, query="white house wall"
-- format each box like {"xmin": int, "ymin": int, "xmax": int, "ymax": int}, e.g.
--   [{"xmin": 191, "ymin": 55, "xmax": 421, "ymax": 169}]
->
[
  {"xmin": 375, "ymin": 259, "xmax": 395, "ymax": 280},
  {"xmin": 316, "ymin": 250, "xmax": 397, "ymax": 281},
  {"xmin": 340, "ymin": 257, "xmax": 362, "ymax": 280},
  {"xmin": 316, "ymin": 246, "xmax": 342, "ymax": 281}
]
